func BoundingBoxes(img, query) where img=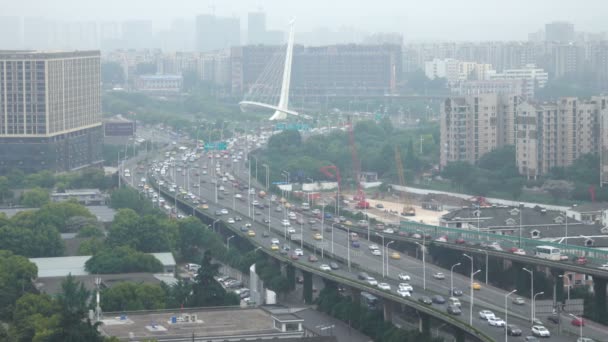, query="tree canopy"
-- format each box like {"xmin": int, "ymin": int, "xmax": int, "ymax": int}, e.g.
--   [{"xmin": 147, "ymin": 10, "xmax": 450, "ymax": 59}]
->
[{"xmin": 84, "ymin": 246, "xmax": 164, "ymax": 274}]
